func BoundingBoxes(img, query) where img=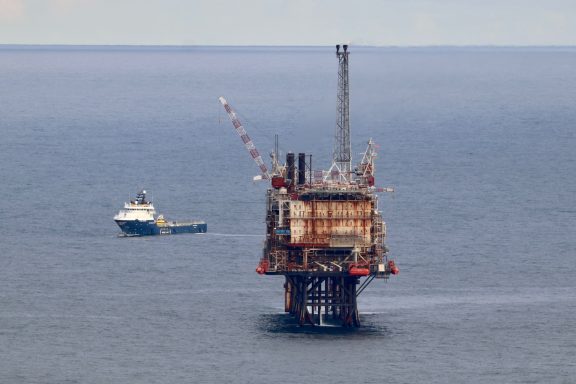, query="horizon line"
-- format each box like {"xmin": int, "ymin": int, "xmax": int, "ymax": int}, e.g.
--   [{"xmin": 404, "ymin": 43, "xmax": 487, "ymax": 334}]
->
[{"xmin": 1, "ymin": 43, "xmax": 576, "ymax": 49}]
